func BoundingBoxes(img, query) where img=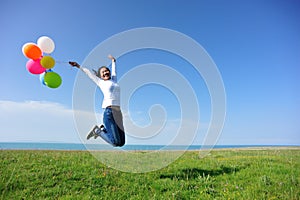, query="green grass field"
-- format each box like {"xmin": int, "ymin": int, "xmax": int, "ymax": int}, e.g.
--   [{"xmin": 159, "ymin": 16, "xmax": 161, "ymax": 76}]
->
[{"xmin": 1, "ymin": 148, "xmax": 299, "ymax": 199}]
